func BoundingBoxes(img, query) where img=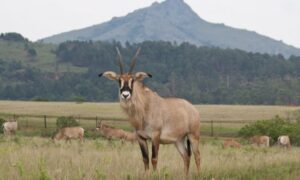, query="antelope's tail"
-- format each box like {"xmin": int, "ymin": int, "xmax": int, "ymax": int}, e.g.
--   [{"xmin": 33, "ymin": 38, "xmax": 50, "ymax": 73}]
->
[{"xmin": 187, "ymin": 138, "xmax": 191, "ymax": 157}]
